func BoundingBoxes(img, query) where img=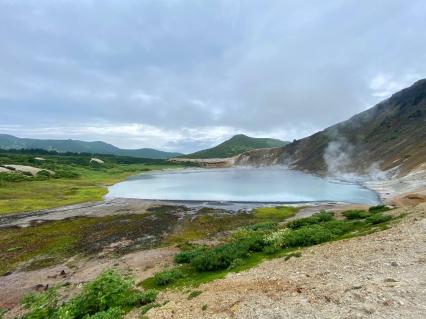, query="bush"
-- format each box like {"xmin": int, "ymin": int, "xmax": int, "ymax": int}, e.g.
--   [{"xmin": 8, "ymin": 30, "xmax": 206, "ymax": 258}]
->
[
  {"xmin": 190, "ymin": 241, "xmax": 252, "ymax": 272},
  {"xmin": 20, "ymin": 270, "xmax": 157, "ymax": 319},
  {"xmin": 281, "ymin": 225, "xmax": 335, "ymax": 247},
  {"xmin": 366, "ymin": 213, "xmax": 392, "ymax": 224},
  {"xmin": 368, "ymin": 205, "xmax": 391, "ymax": 214},
  {"xmin": 342, "ymin": 210, "xmax": 370, "ymax": 220},
  {"xmin": 245, "ymin": 222, "xmax": 277, "ymax": 232},
  {"xmin": 54, "ymin": 170, "xmax": 80, "ymax": 179},
  {"xmin": 153, "ymin": 269, "xmax": 184, "ymax": 286},
  {"xmin": 286, "ymin": 211, "xmax": 334, "ymax": 229},
  {"xmin": 20, "ymin": 288, "xmax": 59, "ymax": 319},
  {"xmin": 174, "ymin": 248, "xmax": 206, "ymax": 264},
  {"xmin": 0, "ymin": 172, "xmax": 28, "ymax": 182},
  {"xmin": 263, "ymin": 228, "xmax": 289, "ymax": 247},
  {"xmin": 322, "ymin": 220, "xmax": 356, "ymax": 236},
  {"xmin": 85, "ymin": 307, "xmax": 124, "ymax": 319}
]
